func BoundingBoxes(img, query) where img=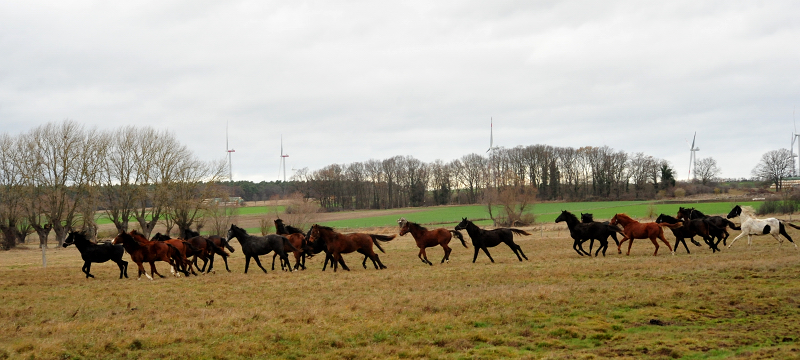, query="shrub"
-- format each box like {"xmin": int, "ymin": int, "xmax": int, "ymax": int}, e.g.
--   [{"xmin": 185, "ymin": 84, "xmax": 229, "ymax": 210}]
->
[{"xmin": 673, "ymin": 188, "xmax": 686, "ymax": 198}]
